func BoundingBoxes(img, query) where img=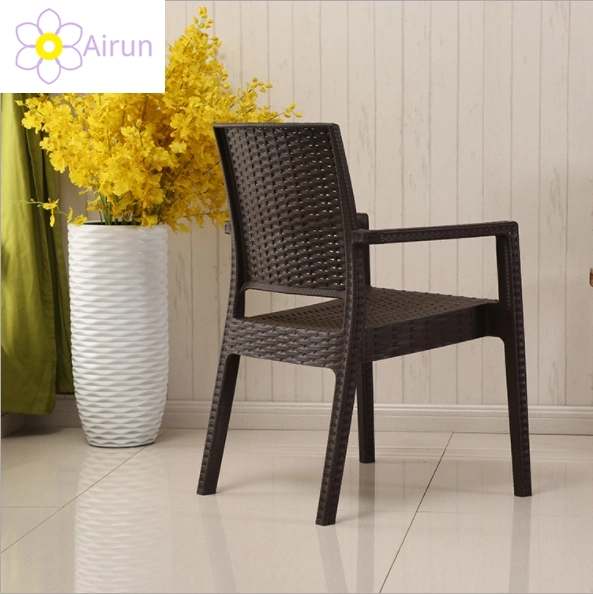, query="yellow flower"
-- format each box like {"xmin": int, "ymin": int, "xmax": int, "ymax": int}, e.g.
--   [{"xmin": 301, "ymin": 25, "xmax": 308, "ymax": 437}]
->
[
  {"xmin": 143, "ymin": 214, "xmax": 159, "ymax": 226},
  {"xmin": 169, "ymin": 141, "xmax": 187, "ymax": 154},
  {"xmin": 67, "ymin": 207, "xmax": 73, "ymax": 223},
  {"xmin": 42, "ymin": 199, "xmax": 59, "ymax": 211},
  {"xmin": 20, "ymin": 6, "xmax": 301, "ymax": 230}
]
